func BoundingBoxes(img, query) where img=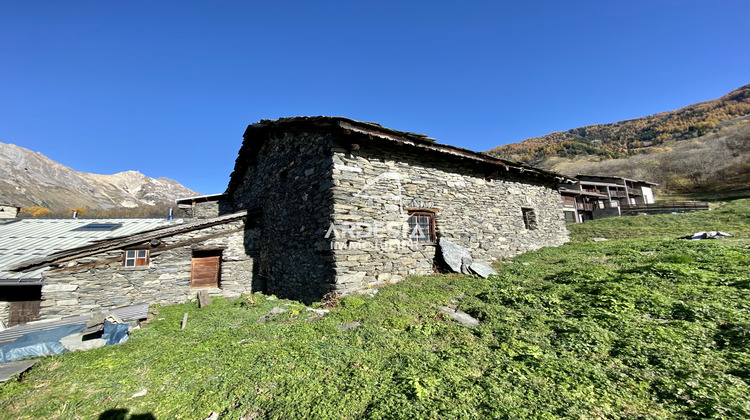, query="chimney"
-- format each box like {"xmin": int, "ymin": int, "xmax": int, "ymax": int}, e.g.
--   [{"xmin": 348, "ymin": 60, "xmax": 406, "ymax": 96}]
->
[
  {"xmin": 167, "ymin": 207, "xmax": 174, "ymax": 220},
  {"xmin": 72, "ymin": 210, "xmax": 78, "ymax": 219}
]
